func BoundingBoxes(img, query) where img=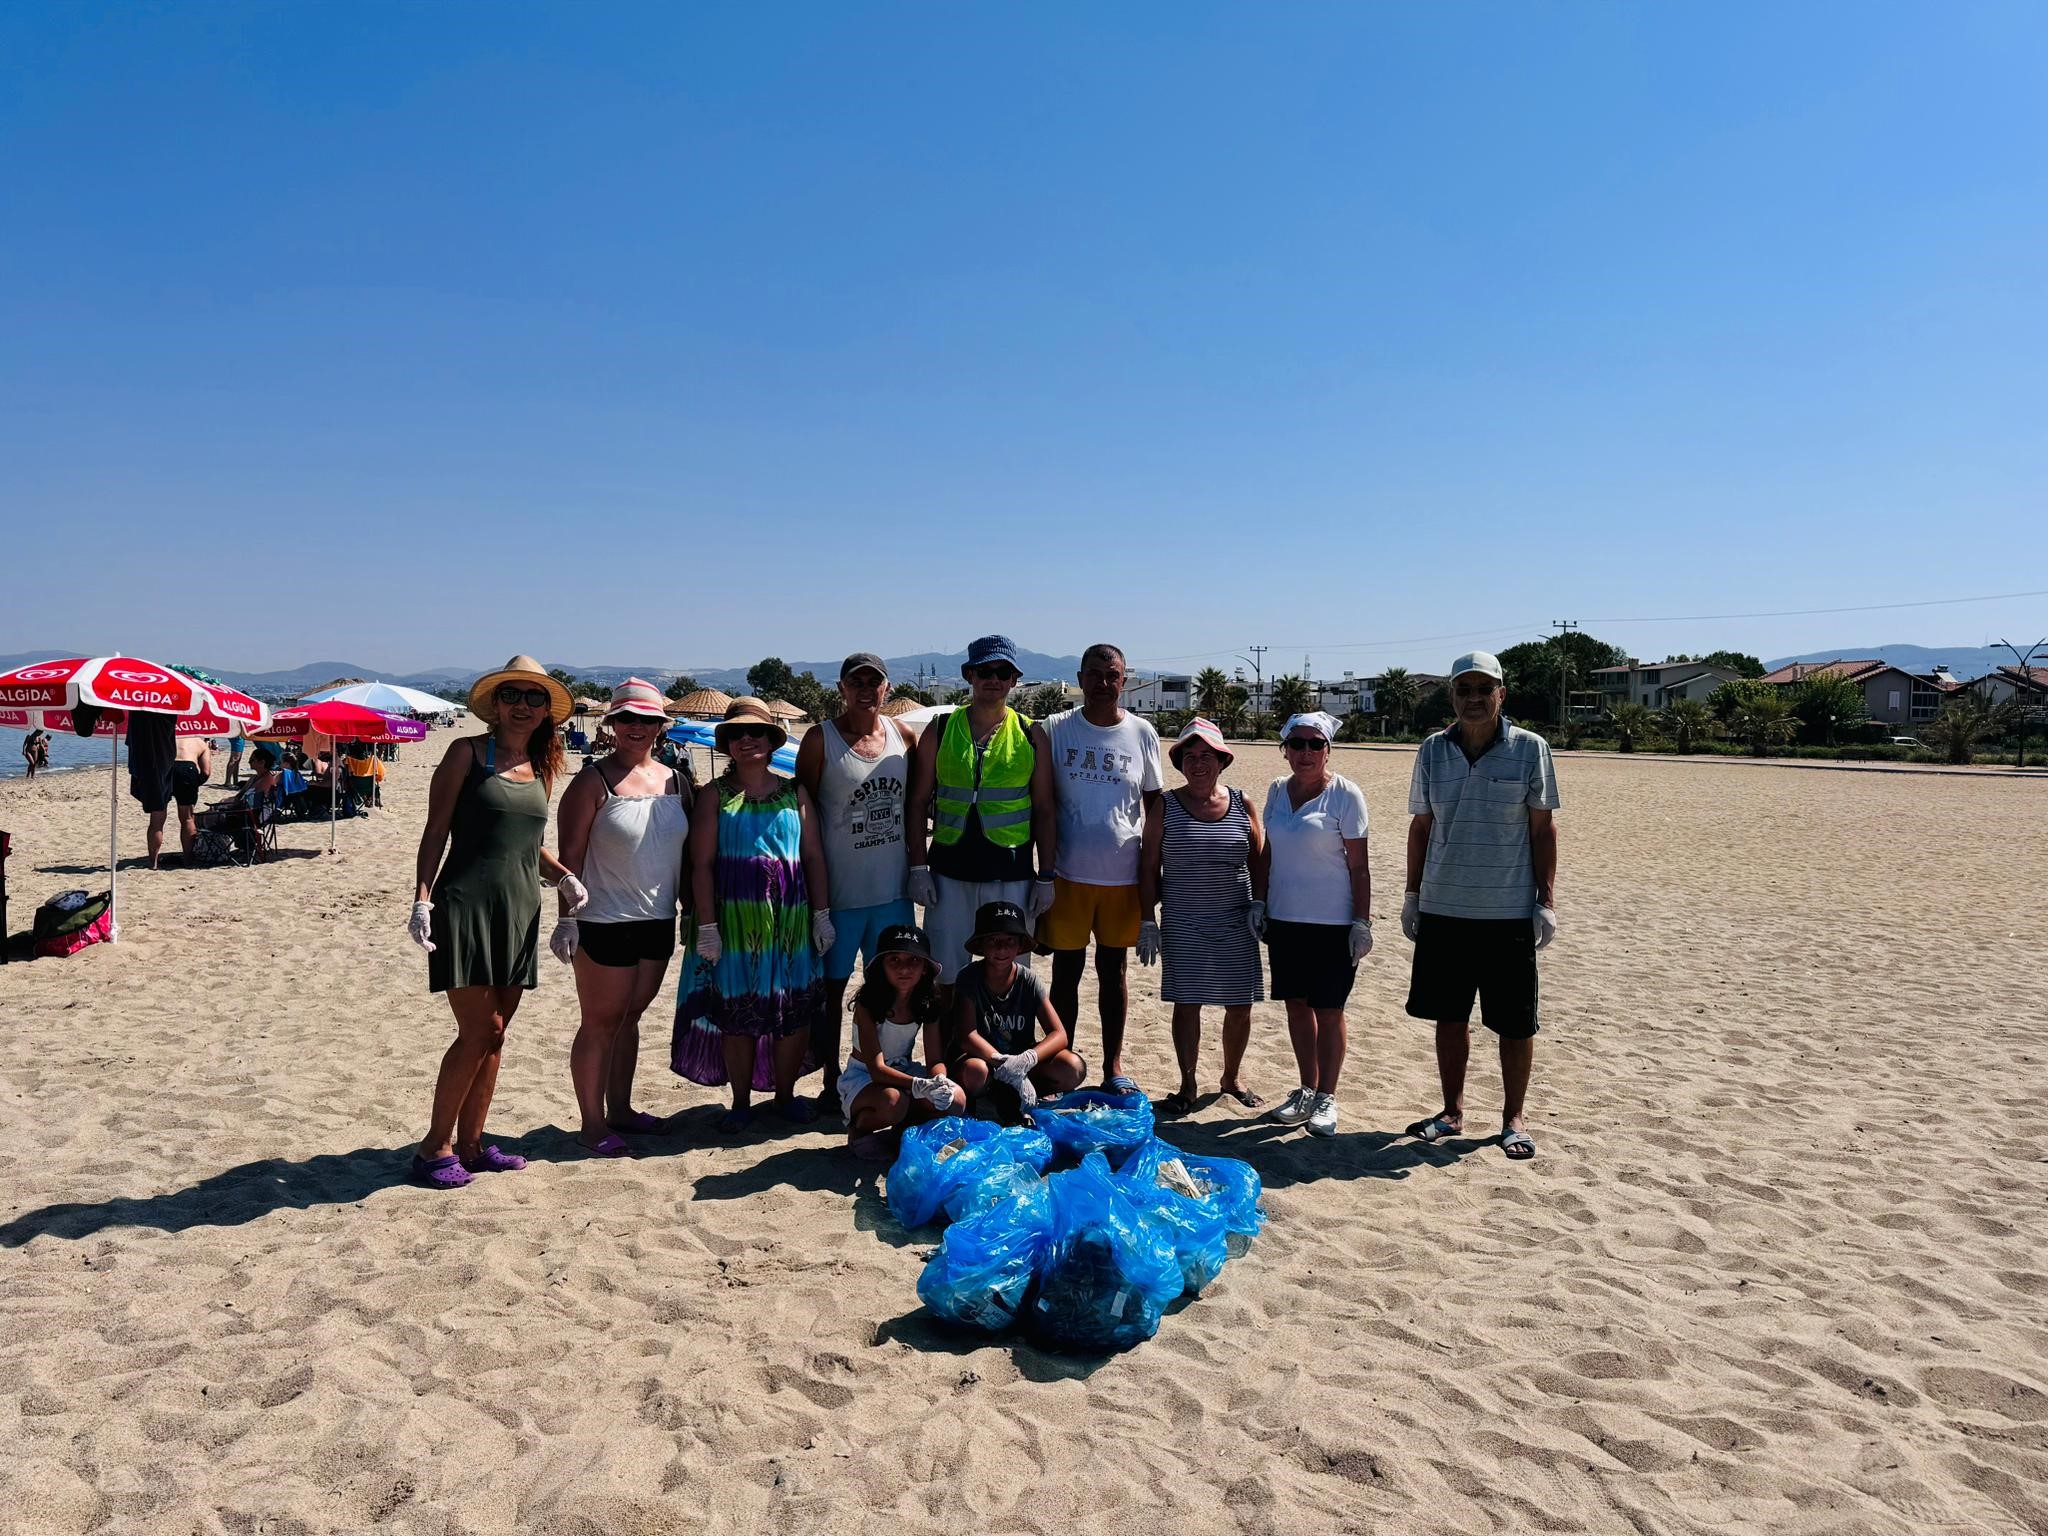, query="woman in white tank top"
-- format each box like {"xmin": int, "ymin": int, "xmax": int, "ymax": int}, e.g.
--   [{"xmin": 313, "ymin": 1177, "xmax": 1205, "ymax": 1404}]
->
[{"xmin": 552, "ymin": 680, "xmax": 691, "ymax": 1156}]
